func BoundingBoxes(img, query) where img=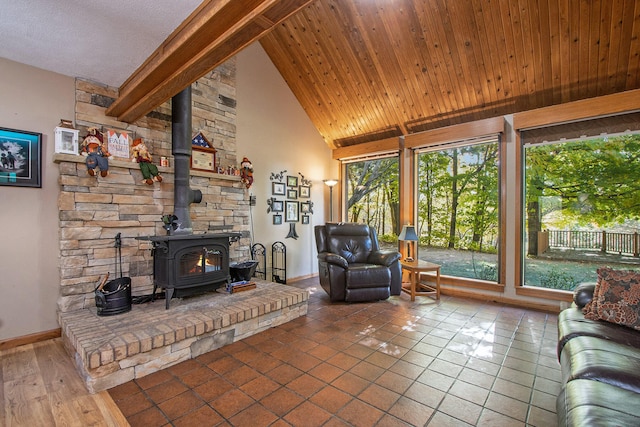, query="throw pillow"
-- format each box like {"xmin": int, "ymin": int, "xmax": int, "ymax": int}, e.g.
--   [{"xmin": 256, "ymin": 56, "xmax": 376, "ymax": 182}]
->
[
  {"xmin": 584, "ymin": 267, "xmax": 640, "ymax": 330},
  {"xmin": 583, "ymin": 272, "xmax": 603, "ymax": 319}
]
